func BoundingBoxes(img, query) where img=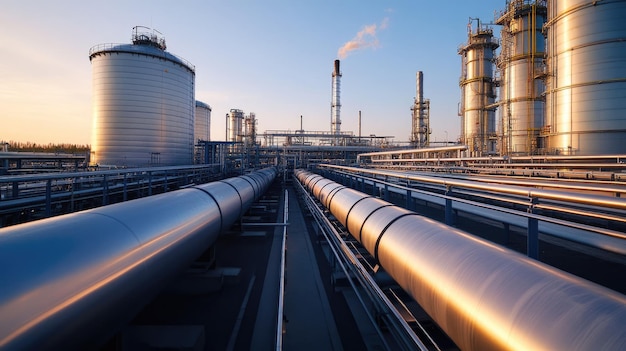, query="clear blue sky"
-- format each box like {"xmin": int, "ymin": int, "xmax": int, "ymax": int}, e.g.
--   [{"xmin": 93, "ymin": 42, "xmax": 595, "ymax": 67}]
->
[{"xmin": 1, "ymin": 0, "xmax": 505, "ymax": 145}]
